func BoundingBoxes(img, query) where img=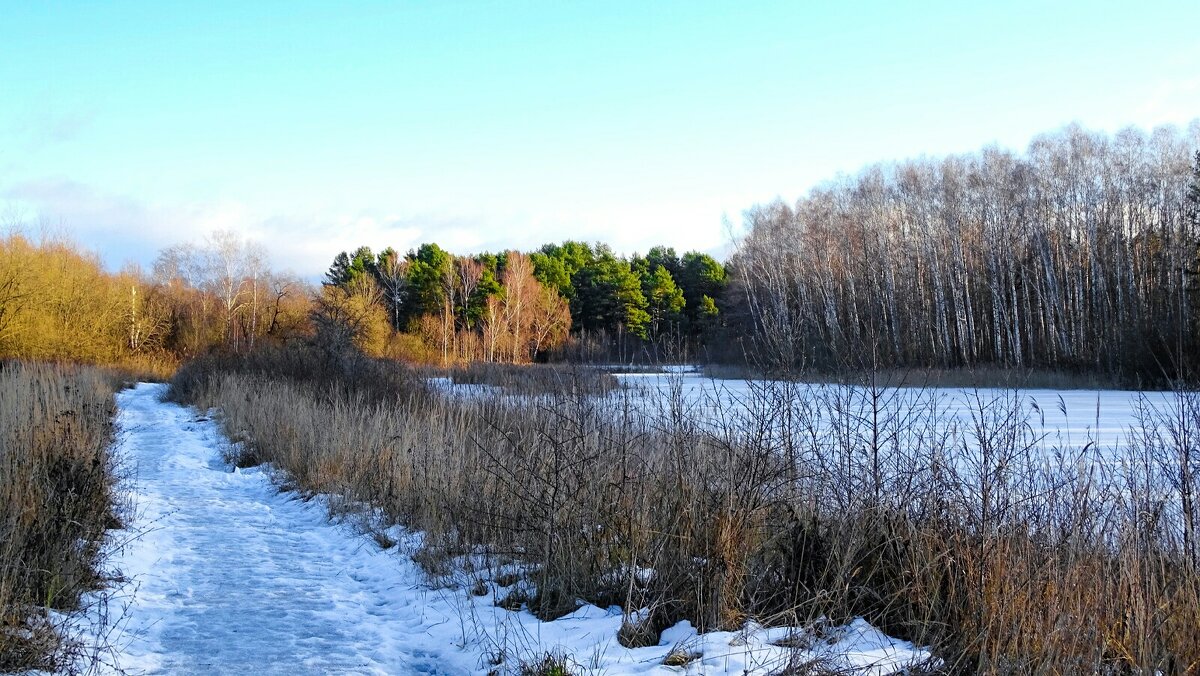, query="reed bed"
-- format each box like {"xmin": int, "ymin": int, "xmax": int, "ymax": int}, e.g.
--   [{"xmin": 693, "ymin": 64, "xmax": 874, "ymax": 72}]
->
[
  {"xmin": 443, "ymin": 362, "xmax": 619, "ymax": 396},
  {"xmin": 171, "ymin": 347, "xmax": 1200, "ymax": 673},
  {"xmin": 0, "ymin": 362, "xmax": 121, "ymax": 672}
]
